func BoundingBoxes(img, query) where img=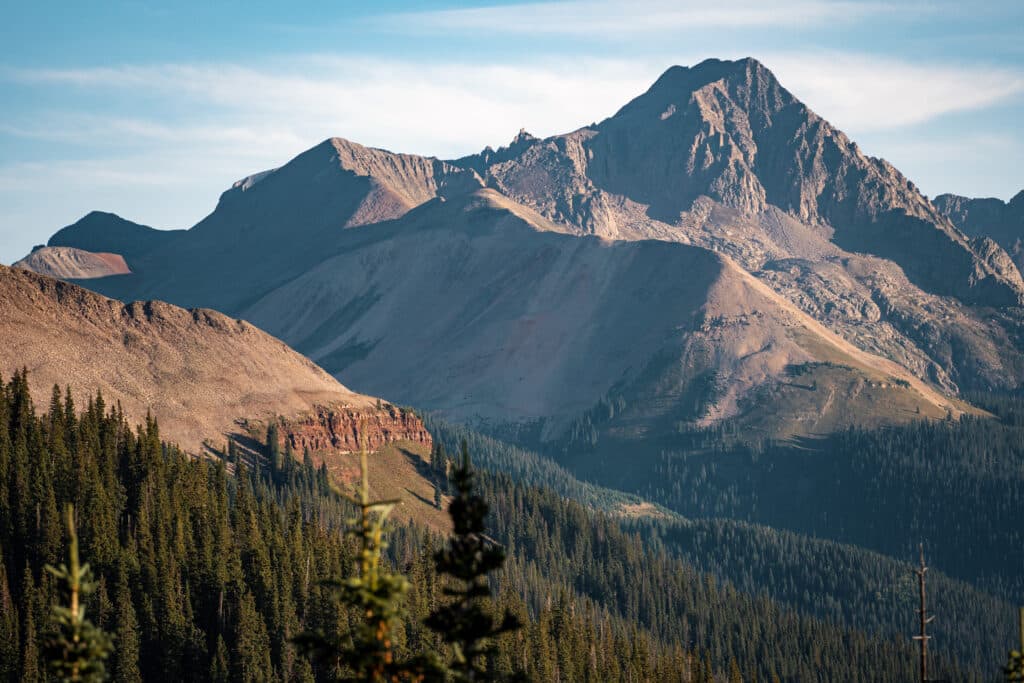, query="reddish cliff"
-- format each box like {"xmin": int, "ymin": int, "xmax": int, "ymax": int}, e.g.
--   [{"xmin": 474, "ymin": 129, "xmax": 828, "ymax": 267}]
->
[{"xmin": 274, "ymin": 402, "xmax": 432, "ymax": 456}]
